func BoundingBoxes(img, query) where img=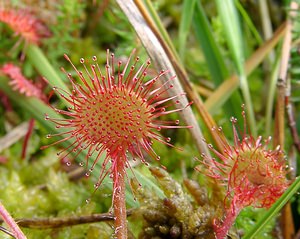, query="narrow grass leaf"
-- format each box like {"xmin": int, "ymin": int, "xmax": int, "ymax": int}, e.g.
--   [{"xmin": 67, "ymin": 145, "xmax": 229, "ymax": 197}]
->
[
  {"xmin": 141, "ymin": 0, "xmax": 179, "ymax": 60},
  {"xmin": 193, "ymin": 1, "xmax": 242, "ymax": 117},
  {"xmin": 193, "ymin": 1, "xmax": 228, "ymax": 86},
  {"xmin": 215, "ymin": 0, "xmax": 256, "ymax": 135},
  {"xmin": 178, "ymin": 0, "xmax": 196, "ymax": 59},
  {"xmin": 265, "ymin": 45, "xmax": 281, "ymax": 136},
  {"xmin": 204, "ymin": 22, "xmax": 287, "ymax": 112},
  {"xmin": 235, "ymin": 0, "xmax": 263, "ymax": 45},
  {"xmin": 26, "ymin": 44, "xmax": 69, "ymax": 94}
]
